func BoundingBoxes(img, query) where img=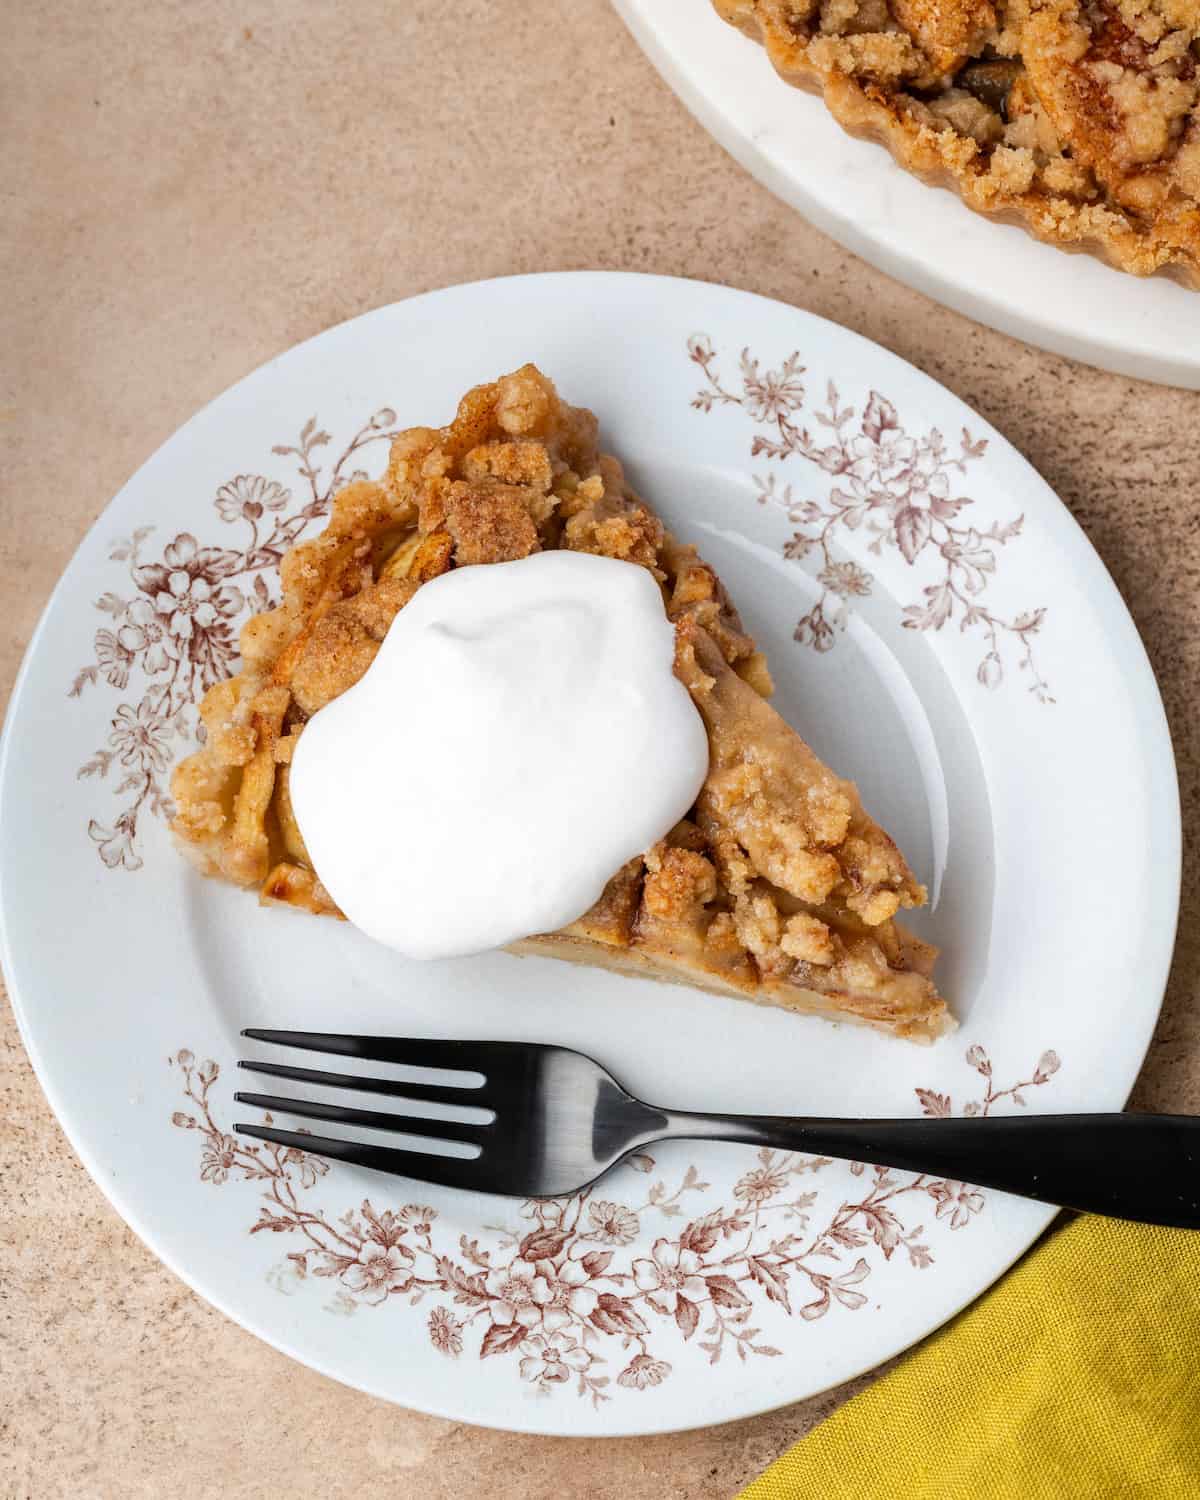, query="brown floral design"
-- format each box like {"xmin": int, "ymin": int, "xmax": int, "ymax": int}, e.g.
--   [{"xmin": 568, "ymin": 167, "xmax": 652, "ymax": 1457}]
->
[
  {"xmin": 688, "ymin": 336, "xmax": 1054, "ymax": 703},
  {"xmin": 170, "ymin": 1043, "xmax": 1061, "ymax": 1405},
  {"xmin": 72, "ymin": 351, "xmax": 1052, "ymax": 874},
  {"xmin": 70, "ymin": 411, "xmax": 401, "ymax": 870}
]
